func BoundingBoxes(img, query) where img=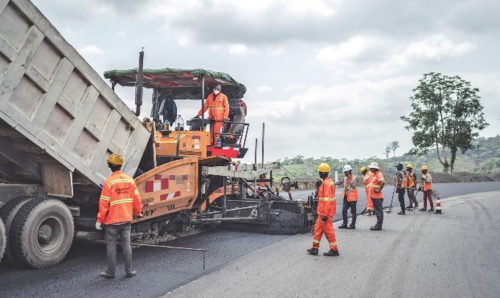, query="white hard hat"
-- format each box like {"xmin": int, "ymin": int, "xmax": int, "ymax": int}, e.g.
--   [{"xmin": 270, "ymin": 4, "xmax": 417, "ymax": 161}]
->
[{"xmin": 343, "ymin": 165, "xmax": 352, "ymax": 172}]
